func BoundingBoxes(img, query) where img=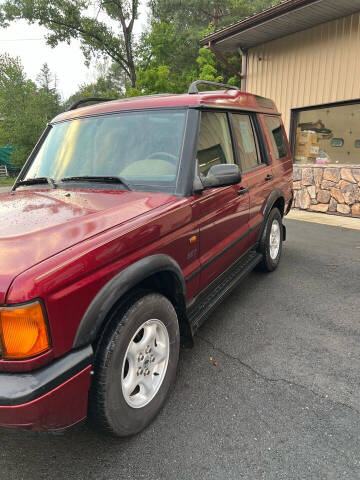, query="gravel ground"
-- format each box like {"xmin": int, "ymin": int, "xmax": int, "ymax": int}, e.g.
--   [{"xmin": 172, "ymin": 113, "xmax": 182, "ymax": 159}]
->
[{"xmin": 0, "ymin": 218, "xmax": 359, "ymax": 480}]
